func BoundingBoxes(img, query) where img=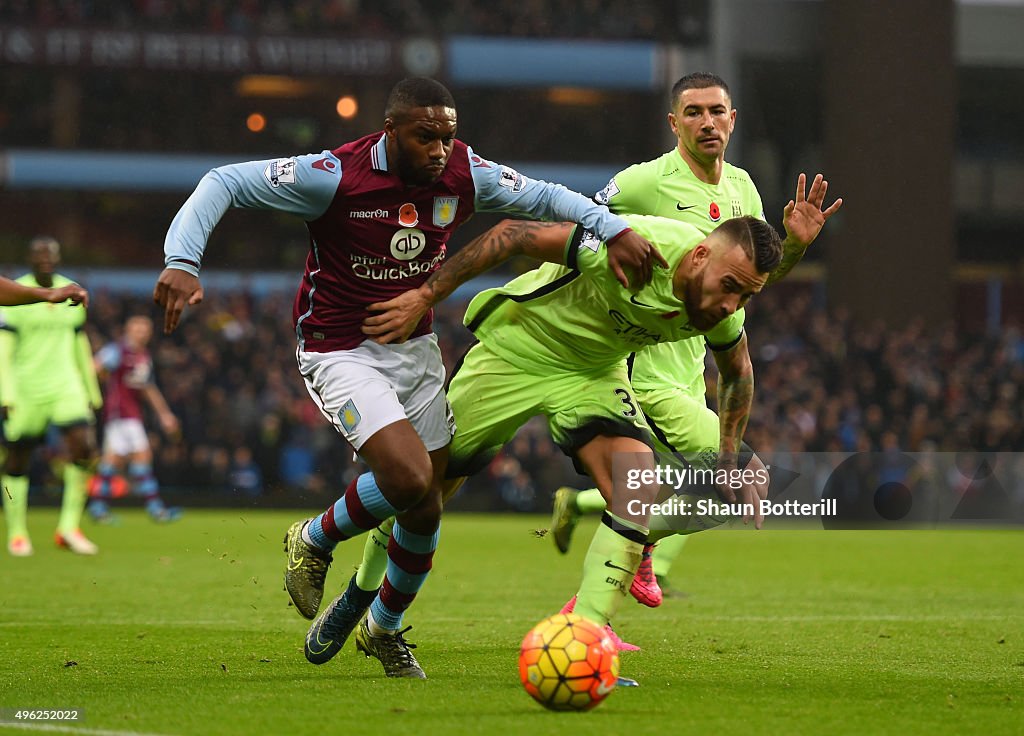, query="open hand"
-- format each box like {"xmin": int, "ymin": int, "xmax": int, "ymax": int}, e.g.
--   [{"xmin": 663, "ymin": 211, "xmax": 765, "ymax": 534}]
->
[
  {"xmin": 362, "ymin": 287, "xmax": 433, "ymax": 344},
  {"xmin": 607, "ymin": 230, "xmax": 668, "ymax": 288},
  {"xmin": 782, "ymin": 173, "xmax": 843, "ymax": 248}
]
